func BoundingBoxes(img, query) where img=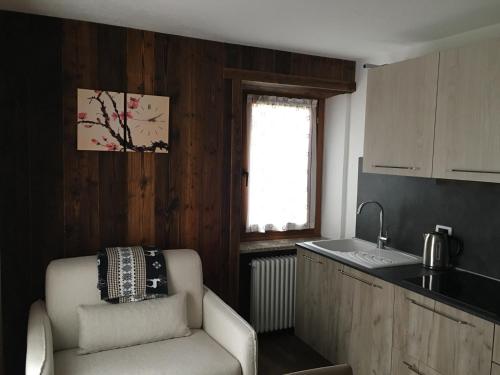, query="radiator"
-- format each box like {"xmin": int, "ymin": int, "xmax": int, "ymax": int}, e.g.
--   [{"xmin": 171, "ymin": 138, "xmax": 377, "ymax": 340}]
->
[{"xmin": 250, "ymin": 255, "xmax": 296, "ymax": 333}]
